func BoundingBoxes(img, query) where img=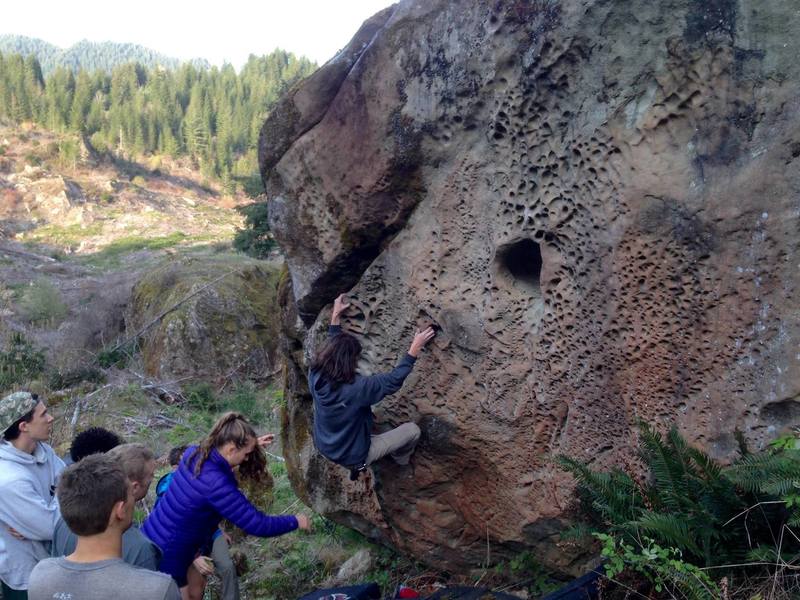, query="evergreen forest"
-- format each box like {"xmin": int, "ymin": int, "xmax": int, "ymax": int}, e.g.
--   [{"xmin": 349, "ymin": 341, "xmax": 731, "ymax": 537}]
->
[
  {"xmin": 0, "ymin": 35, "xmax": 212, "ymax": 75},
  {"xmin": 0, "ymin": 48, "xmax": 317, "ymax": 193}
]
